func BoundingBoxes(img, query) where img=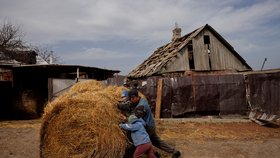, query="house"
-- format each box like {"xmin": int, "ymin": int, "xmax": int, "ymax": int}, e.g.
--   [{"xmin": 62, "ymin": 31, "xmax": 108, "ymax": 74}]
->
[
  {"xmin": 127, "ymin": 24, "xmax": 252, "ymax": 79},
  {"xmin": 124, "ymin": 24, "xmax": 256, "ymax": 118}
]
